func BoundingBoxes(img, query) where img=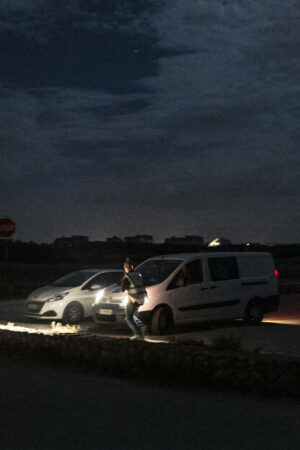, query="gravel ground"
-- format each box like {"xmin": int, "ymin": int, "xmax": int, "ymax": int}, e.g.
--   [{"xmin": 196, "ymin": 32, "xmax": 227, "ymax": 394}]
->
[
  {"xmin": 0, "ymin": 294, "xmax": 299, "ymax": 357},
  {"xmin": 0, "ymin": 357, "xmax": 300, "ymax": 450}
]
